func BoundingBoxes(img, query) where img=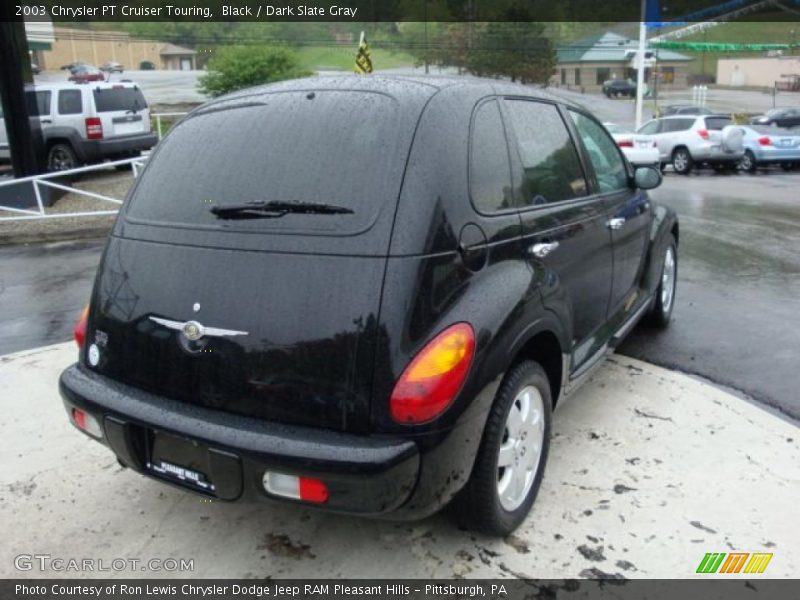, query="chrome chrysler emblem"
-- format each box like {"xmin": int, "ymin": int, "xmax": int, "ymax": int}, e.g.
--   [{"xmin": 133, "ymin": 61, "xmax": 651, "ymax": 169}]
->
[
  {"xmin": 149, "ymin": 316, "xmax": 248, "ymax": 339},
  {"xmin": 182, "ymin": 320, "xmax": 204, "ymax": 341}
]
